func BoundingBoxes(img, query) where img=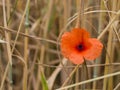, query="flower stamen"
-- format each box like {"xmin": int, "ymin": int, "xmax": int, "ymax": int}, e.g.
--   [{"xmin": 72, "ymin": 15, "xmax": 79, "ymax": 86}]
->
[{"xmin": 77, "ymin": 44, "xmax": 84, "ymax": 51}]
